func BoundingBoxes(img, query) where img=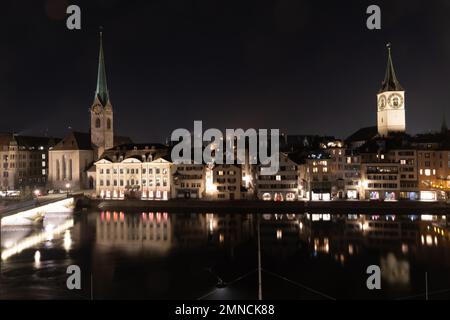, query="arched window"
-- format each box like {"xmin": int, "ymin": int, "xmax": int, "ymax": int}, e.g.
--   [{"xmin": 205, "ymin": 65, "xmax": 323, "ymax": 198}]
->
[
  {"xmin": 95, "ymin": 117, "xmax": 101, "ymax": 128},
  {"xmin": 107, "ymin": 118, "xmax": 111, "ymax": 130}
]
